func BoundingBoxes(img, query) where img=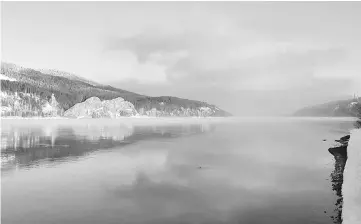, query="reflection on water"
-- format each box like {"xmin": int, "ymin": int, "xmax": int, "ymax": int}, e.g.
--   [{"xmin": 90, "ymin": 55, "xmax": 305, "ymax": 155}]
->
[
  {"xmin": 1, "ymin": 122, "xmax": 215, "ymax": 173},
  {"xmin": 0, "ymin": 119, "xmax": 356, "ymax": 224}
]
